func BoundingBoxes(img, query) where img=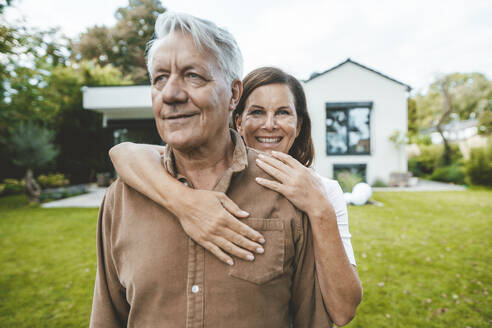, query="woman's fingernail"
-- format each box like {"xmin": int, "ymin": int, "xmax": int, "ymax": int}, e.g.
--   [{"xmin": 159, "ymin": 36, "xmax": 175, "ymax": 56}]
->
[
  {"xmin": 259, "ymin": 237, "xmax": 265, "ymax": 244},
  {"xmin": 256, "ymin": 247, "xmax": 264, "ymax": 254},
  {"xmin": 239, "ymin": 210, "xmax": 249, "ymax": 216},
  {"xmin": 247, "ymin": 254, "xmax": 255, "ymax": 261},
  {"xmin": 227, "ymin": 259, "xmax": 234, "ymax": 266}
]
